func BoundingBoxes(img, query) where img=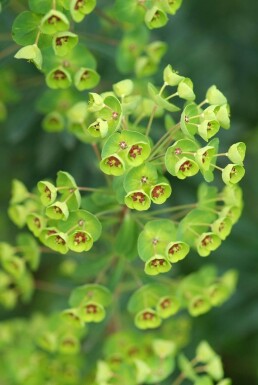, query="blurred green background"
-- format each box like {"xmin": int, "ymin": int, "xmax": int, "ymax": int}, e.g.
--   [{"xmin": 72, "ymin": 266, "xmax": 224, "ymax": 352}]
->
[{"xmin": 0, "ymin": 0, "xmax": 258, "ymax": 384}]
